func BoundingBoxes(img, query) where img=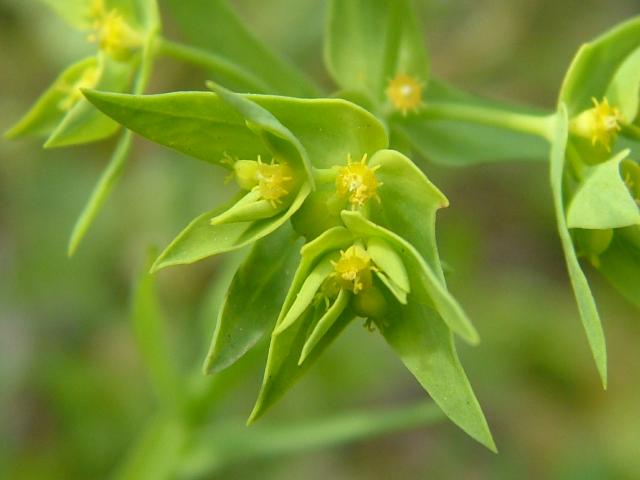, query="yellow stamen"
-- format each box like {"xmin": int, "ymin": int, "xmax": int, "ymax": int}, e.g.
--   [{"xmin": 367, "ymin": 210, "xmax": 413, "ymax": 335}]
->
[
  {"xmin": 335, "ymin": 154, "xmax": 382, "ymax": 209},
  {"xmin": 331, "ymin": 245, "xmax": 373, "ymax": 294},
  {"xmin": 386, "ymin": 73, "xmax": 423, "ymax": 115},
  {"xmin": 571, "ymin": 97, "xmax": 622, "ymax": 152}
]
